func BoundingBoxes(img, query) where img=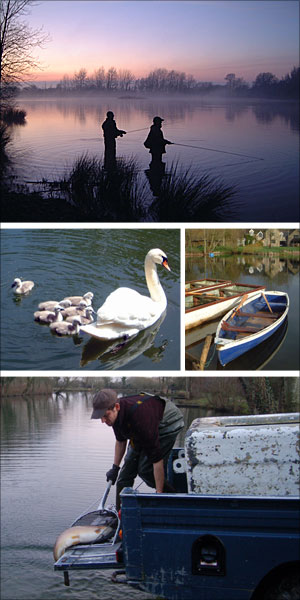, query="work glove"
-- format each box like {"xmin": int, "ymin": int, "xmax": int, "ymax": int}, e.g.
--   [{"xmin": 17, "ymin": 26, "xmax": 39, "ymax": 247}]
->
[{"xmin": 106, "ymin": 464, "xmax": 120, "ymax": 484}]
